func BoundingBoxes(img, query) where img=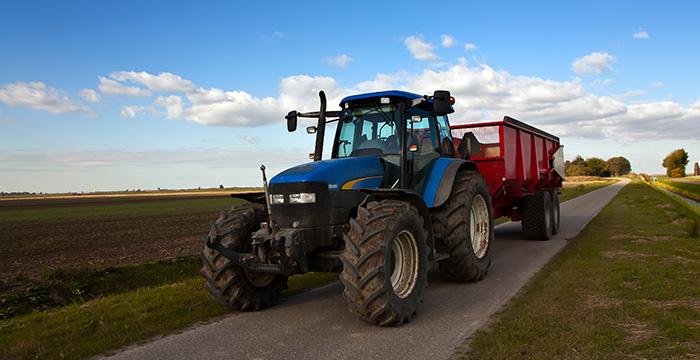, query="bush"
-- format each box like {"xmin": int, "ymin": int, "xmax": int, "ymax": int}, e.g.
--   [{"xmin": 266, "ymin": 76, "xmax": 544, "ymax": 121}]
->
[
  {"xmin": 669, "ymin": 168, "xmax": 685, "ymax": 178},
  {"xmin": 662, "ymin": 149, "xmax": 689, "ymax": 177}
]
